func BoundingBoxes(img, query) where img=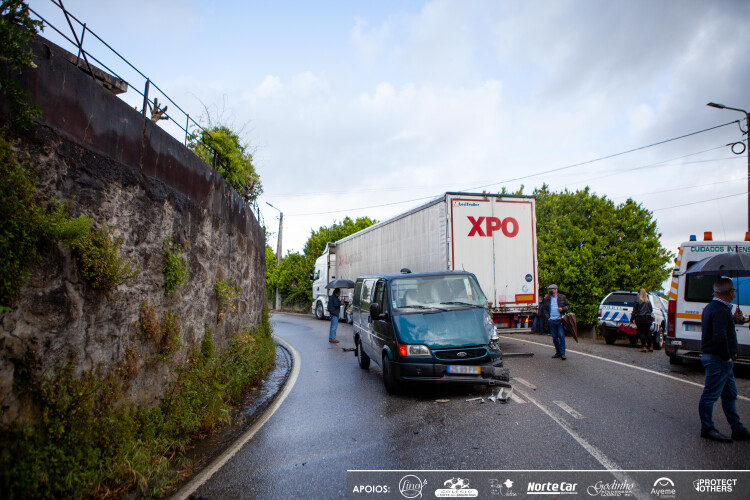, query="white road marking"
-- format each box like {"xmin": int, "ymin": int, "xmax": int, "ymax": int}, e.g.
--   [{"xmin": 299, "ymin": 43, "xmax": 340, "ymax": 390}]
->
[
  {"xmin": 499, "ymin": 335, "xmax": 750, "ymax": 403},
  {"xmin": 172, "ymin": 334, "xmax": 300, "ymax": 500},
  {"xmin": 514, "ymin": 387, "xmax": 650, "ymax": 500},
  {"xmin": 554, "ymin": 400, "xmax": 585, "ymax": 419},
  {"xmin": 513, "ymin": 376, "xmax": 537, "ymax": 390},
  {"xmin": 510, "ymin": 393, "xmax": 527, "ymax": 404}
]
